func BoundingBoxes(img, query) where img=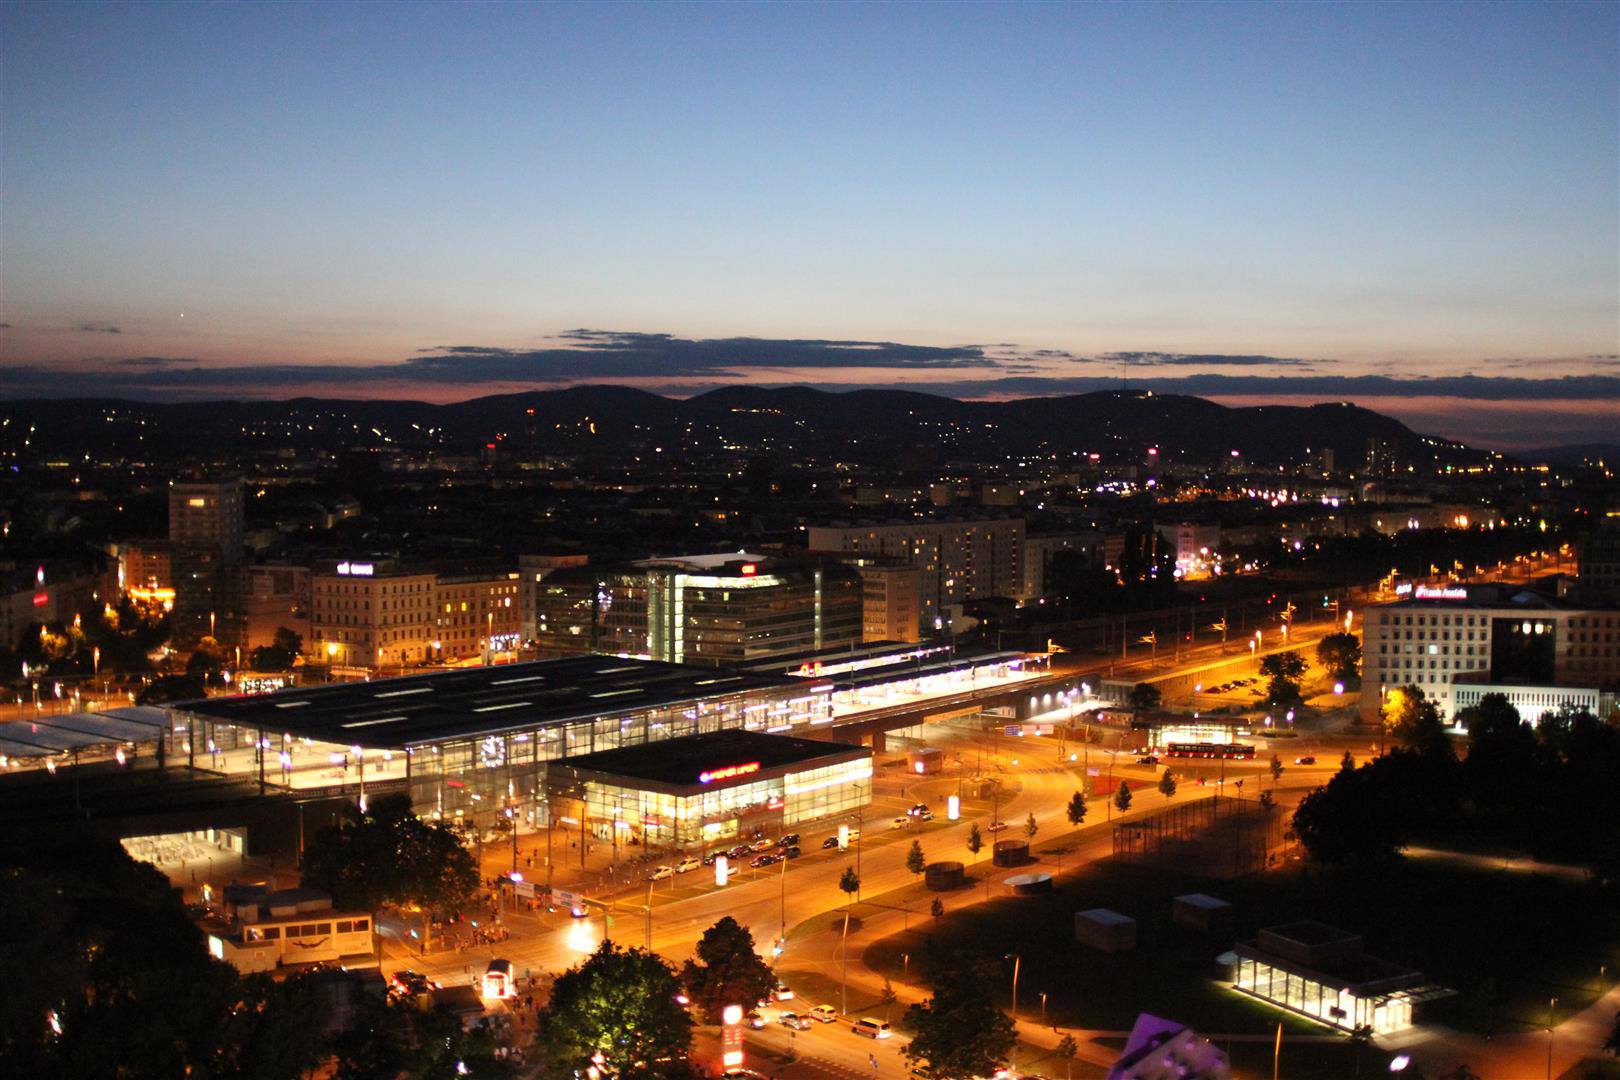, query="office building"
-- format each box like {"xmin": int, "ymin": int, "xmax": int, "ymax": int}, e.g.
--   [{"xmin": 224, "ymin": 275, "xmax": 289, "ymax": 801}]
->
[
  {"xmin": 242, "ymin": 562, "xmax": 311, "ymax": 654},
  {"xmin": 1360, "ymin": 583, "xmax": 1620, "ymax": 722},
  {"xmin": 806, "ymin": 518, "xmax": 1023, "ymax": 631},
  {"xmin": 545, "ymin": 729, "xmax": 872, "ymax": 850},
  {"xmin": 532, "ymin": 553, "xmax": 863, "ymax": 664},
  {"xmin": 518, "ymin": 553, "xmax": 590, "ymax": 640}
]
